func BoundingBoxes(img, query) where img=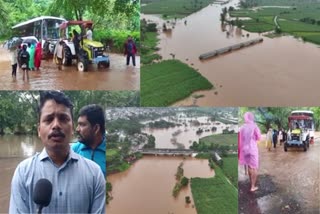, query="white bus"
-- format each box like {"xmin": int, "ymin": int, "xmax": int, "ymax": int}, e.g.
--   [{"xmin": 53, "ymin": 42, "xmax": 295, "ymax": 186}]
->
[{"xmin": 12, "ymin": 16, "xmax": 67, "ymax": 54}]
